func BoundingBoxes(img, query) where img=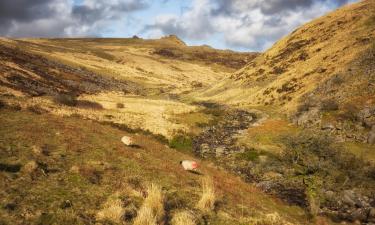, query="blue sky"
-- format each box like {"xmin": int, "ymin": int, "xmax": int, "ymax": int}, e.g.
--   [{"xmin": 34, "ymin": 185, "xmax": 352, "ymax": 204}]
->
[{"xmin": 0, "ymin": 0, "xmax": 358, "ymax": 52}]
